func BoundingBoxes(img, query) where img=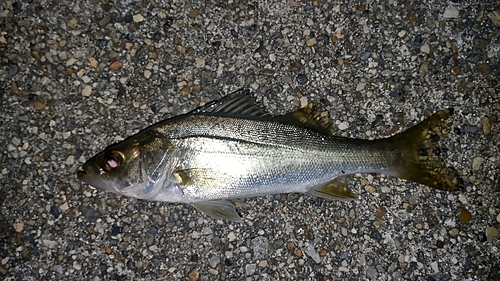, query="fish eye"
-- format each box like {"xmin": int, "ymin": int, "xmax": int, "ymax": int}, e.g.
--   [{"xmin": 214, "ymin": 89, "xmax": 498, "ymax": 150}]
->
[{"xmin": 104, "ymin": 151, "xmax": 124, "ymax": 172}]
